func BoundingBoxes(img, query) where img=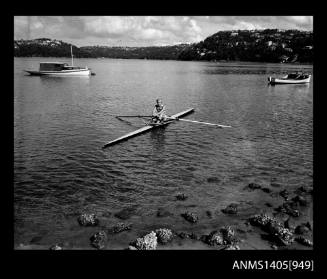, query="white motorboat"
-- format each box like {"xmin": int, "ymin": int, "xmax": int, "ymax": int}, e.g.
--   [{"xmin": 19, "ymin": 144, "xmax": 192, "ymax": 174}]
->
[{"xmin": 268, "ymin": 73, "xmax": 311, "ymax": 84}]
